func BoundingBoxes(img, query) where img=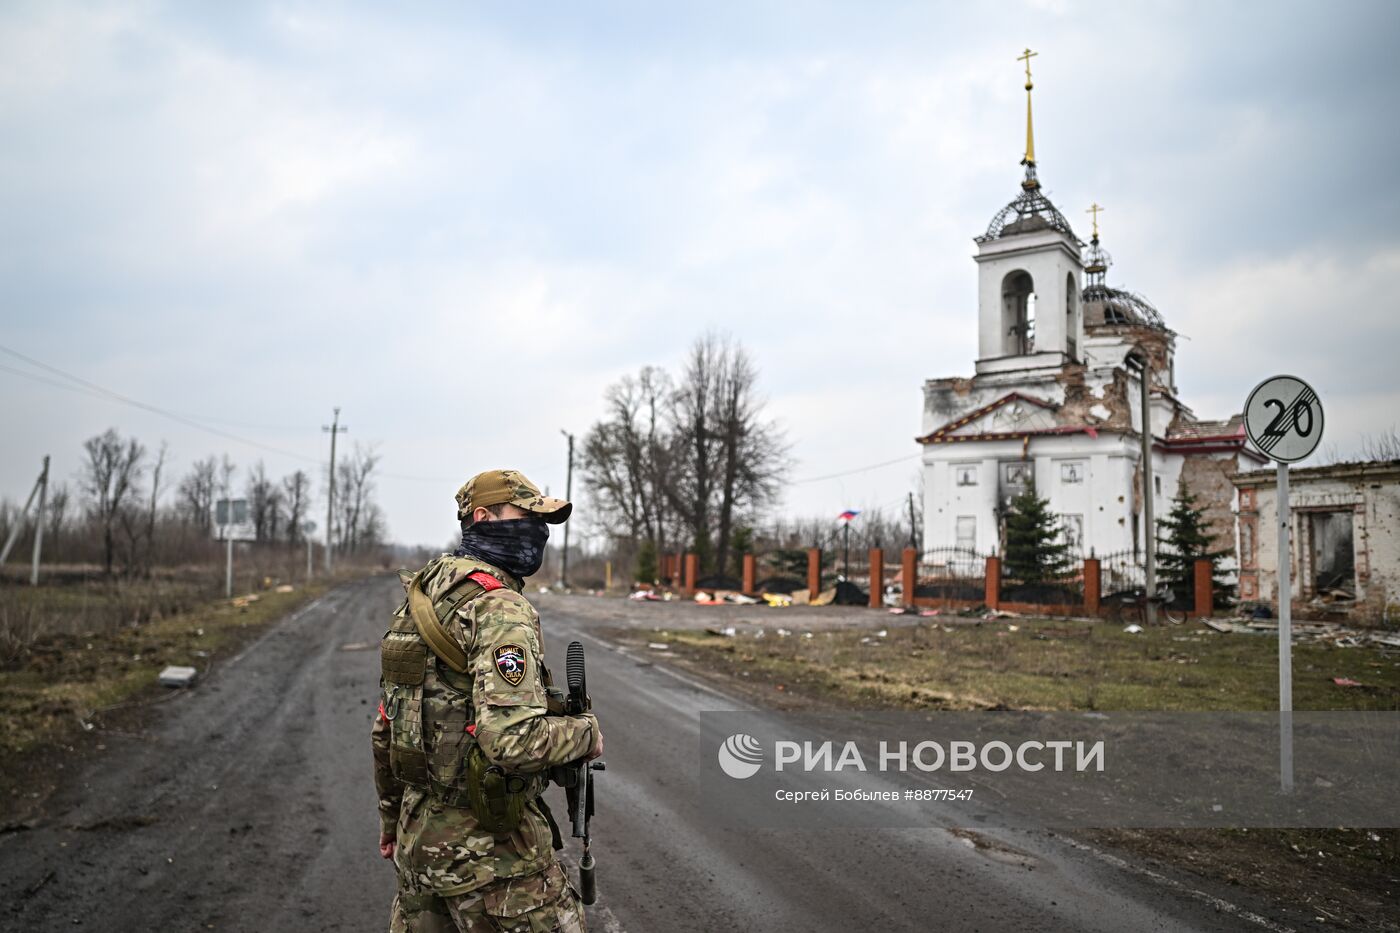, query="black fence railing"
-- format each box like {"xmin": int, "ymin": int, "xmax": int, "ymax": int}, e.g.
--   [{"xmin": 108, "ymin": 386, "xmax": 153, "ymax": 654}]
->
[
  {"xmin": 1098, "ymin": 549, "xmax": 1146, "ymax": 596},
  {"xmin": 915, "ymin": 547, "xmax": 988, "ymax": 601}
]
